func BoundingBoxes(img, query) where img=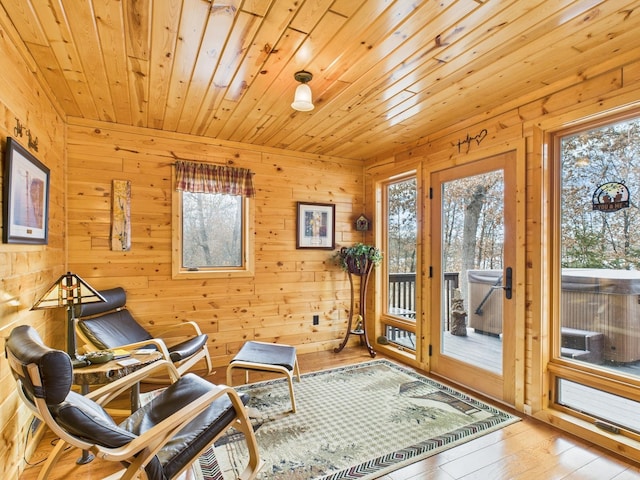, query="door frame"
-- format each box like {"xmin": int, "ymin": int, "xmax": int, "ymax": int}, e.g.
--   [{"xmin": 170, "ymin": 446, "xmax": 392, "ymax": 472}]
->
[{"xmin": 426, "ymin": 143, "xmax": 526, "ymax": 408}]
